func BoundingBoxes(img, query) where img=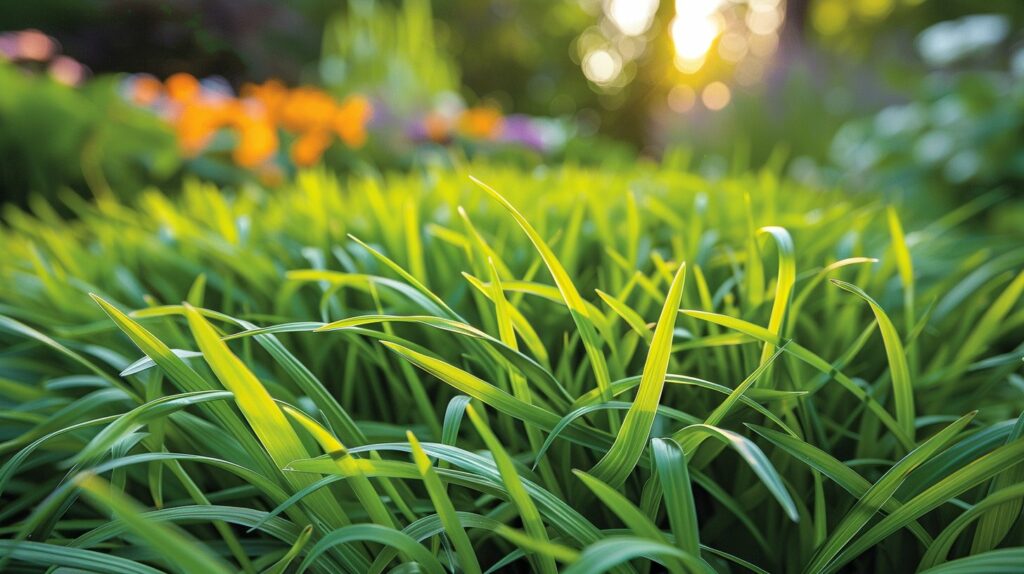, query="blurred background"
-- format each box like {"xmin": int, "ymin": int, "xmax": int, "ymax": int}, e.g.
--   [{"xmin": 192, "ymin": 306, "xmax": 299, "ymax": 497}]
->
[{"xmin": 1, "ymin": 0, "xmax": 1022, "ymax": 224}]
